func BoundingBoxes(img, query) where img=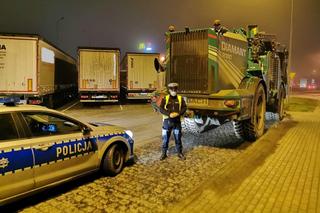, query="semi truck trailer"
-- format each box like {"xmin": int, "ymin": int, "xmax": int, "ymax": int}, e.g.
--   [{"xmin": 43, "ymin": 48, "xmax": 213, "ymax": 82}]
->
[
  {"xmin": 120, "ymin": 52, "xmax": 160, "ymax": 100},
  {"xmin": 153, "ymin": 24, "xmax": 288, "ymax": 141},
  {"xmin": 78, "ymin": 47, "xmax": 120, "ymax": 103},
  {"xmin": 0, "ymin": 33, "xmax": 77, "ymax": 108}
]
